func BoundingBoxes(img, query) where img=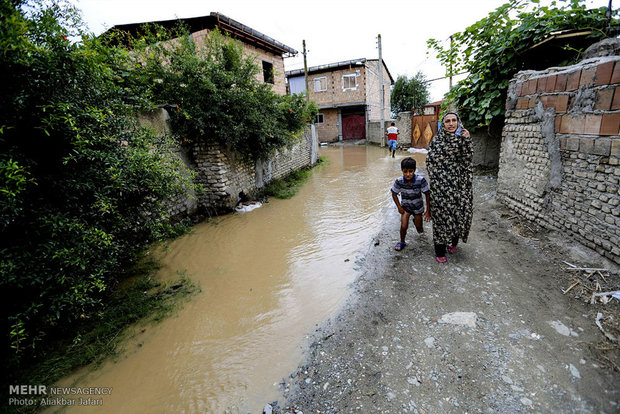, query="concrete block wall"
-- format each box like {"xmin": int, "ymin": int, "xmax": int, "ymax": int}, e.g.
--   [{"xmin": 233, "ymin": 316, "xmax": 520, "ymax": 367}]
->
[
  {"xmin": 471, "ymin": 130, "xmax": 501, "ymax": 168},
  {"xmin": 498, "ymin": 49, "xmax": 620, "ymax": 263},
  {"xmin": 367, "ymin": 112, "xmax": 410, "ymax": 146}
]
